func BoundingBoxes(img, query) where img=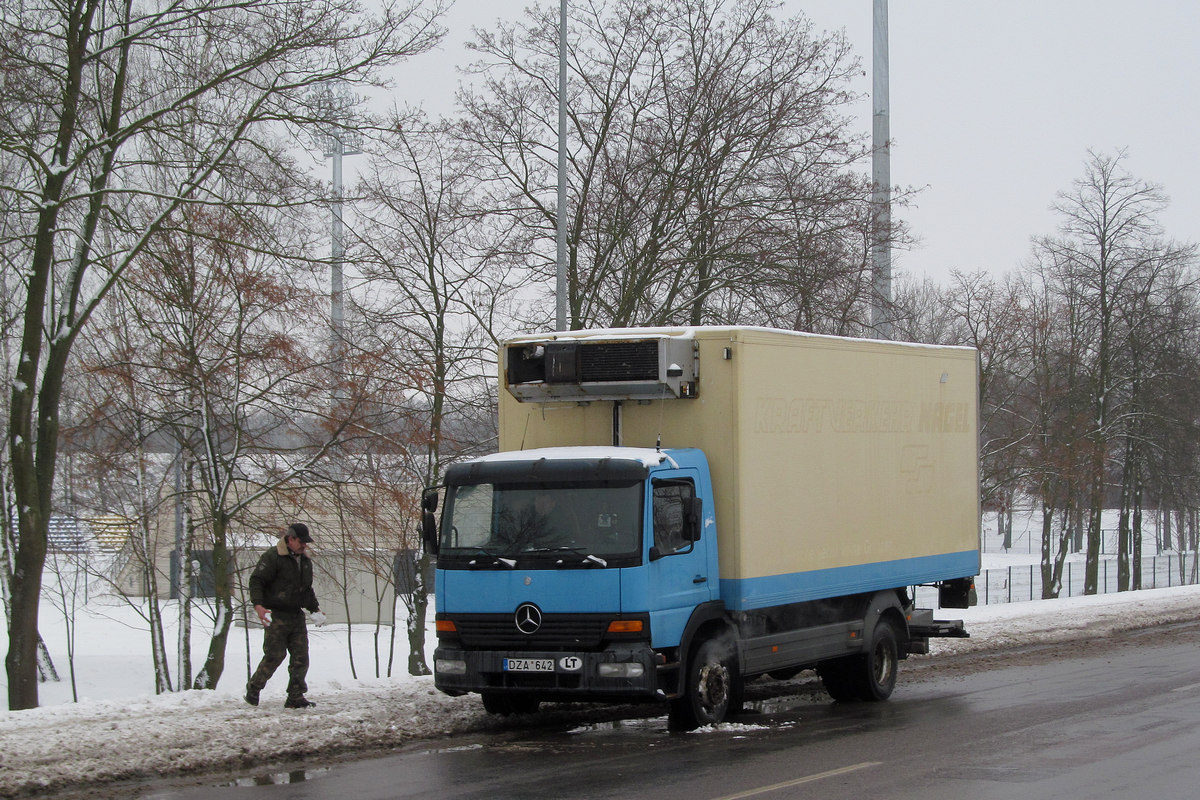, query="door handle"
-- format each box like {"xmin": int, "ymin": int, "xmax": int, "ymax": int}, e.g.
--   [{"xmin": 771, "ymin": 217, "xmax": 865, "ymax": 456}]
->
[{"xmin": 693, "ymin": 575, "xmax": 708, "ymax": 584}]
